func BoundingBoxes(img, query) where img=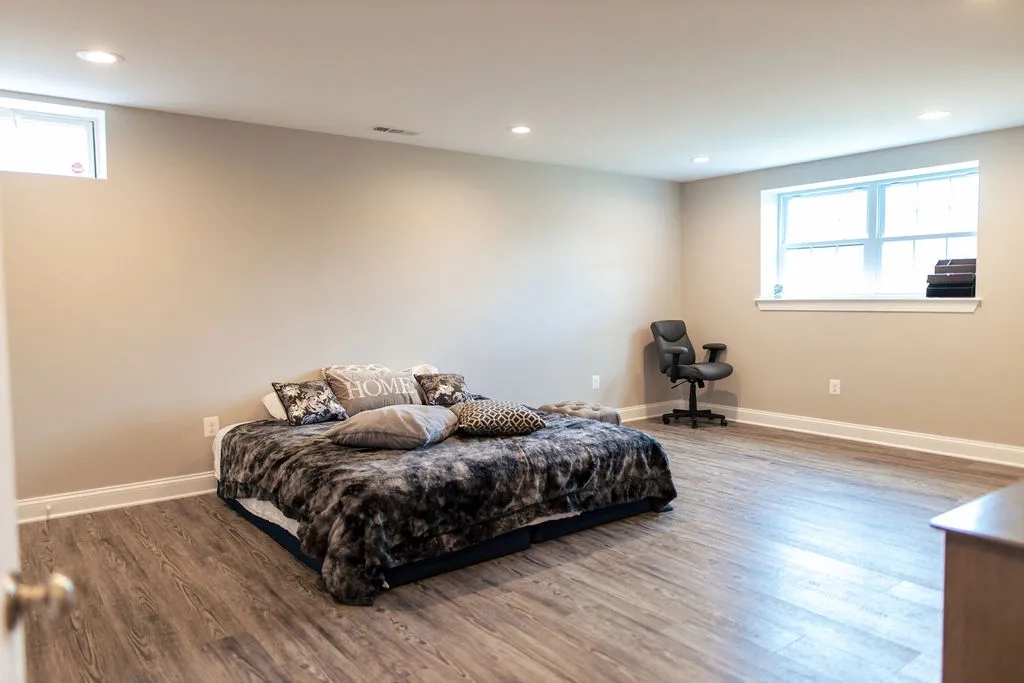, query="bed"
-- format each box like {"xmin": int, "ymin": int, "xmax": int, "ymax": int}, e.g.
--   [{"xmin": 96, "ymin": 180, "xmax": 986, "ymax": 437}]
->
[{"xmin": 215, "ymin": 410, "xmax": 677, "ymax": 605}]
